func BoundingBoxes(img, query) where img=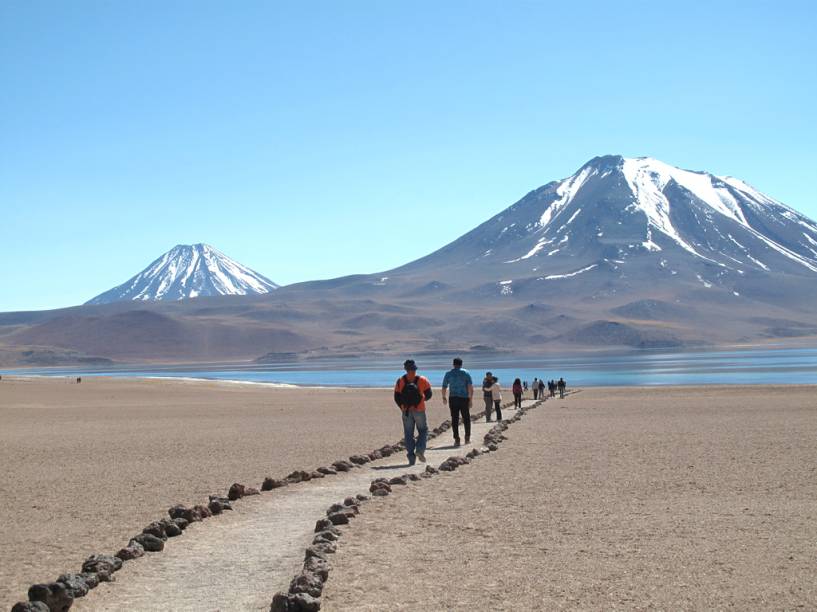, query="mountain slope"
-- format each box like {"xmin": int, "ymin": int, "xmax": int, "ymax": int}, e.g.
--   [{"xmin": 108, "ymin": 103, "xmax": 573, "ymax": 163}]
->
[
  {"xmin": 384, "ymin": 155, "xmax": 817, "ymax": 306},
  {"xmin": 86, "ymin": 244, "xmax": 278, "ymax": 305}
]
